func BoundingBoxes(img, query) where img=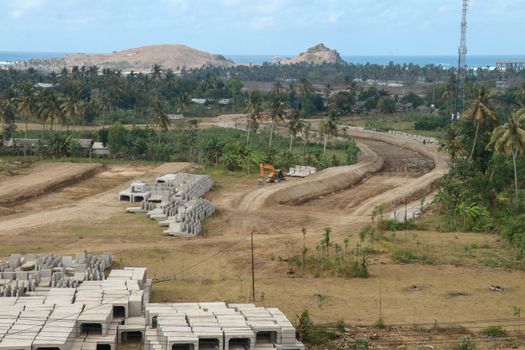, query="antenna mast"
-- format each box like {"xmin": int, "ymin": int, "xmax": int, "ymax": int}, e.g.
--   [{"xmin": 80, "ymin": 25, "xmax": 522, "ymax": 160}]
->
[{"xmin": 453, "ymin": 0, "xmax": 469, "ymax": 120}]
